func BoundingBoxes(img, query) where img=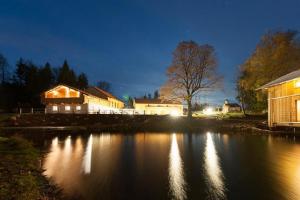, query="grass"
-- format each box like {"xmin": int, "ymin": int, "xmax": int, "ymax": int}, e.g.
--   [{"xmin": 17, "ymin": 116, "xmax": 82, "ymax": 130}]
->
[
  {"xmin": 0, "ymin": 113, "xmax": 16, "ymax": 126},
  {"xmin": 0, "ymin": 136, "xmax": 61, "ymax": 200}
]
